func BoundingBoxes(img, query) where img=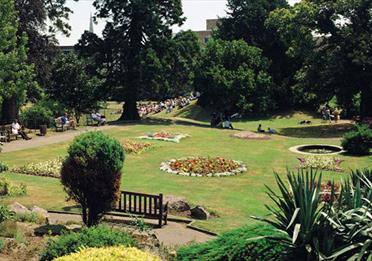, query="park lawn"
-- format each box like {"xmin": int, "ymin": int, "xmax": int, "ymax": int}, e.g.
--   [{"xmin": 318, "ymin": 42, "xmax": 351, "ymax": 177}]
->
[{"xmin": 0, "ymin": 109, "xmax": 370, "ymax": 233}]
